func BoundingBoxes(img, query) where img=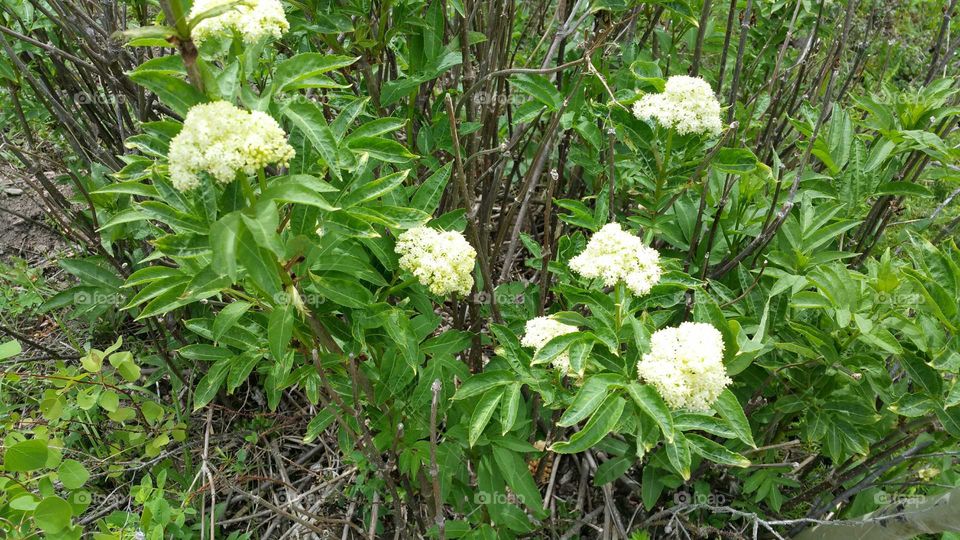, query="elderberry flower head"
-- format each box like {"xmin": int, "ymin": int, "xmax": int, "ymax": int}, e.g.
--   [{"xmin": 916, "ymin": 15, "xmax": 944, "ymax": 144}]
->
[
  {"xmin": 167, "ymin": 101, "xmax": 295, "ymax": 191},
  {"xmin": 395, "ymin": 227, "xmax": 476, "ymax": 296},
  {"xmin": 632, "ymin": 75, "xmax": 723, "ymax": 136},
  {"xmin": 189, "ymin": 0, "xmax": 289, "ymax": 45},
  {"xmin": 636, "ymin": 322, "xmax": 731, "ymax": 411},
  {"xmin": 569, "ymin": 223, "xmax": 662, "ymax": 296}
]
